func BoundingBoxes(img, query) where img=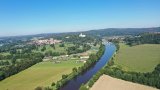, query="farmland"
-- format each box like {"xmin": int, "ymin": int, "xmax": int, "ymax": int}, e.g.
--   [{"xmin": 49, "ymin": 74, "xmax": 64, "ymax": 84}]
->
[
  {"xmin": 0, "ymin": 60, "xmax": 83, "ymax": 90},
  {"xmin": 114, "ymin": 43, "xmax": 160, "ymax": 72},
  {"xmin": 91, "ymin": 75, "xmax": 158, "ymax": 90}
]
